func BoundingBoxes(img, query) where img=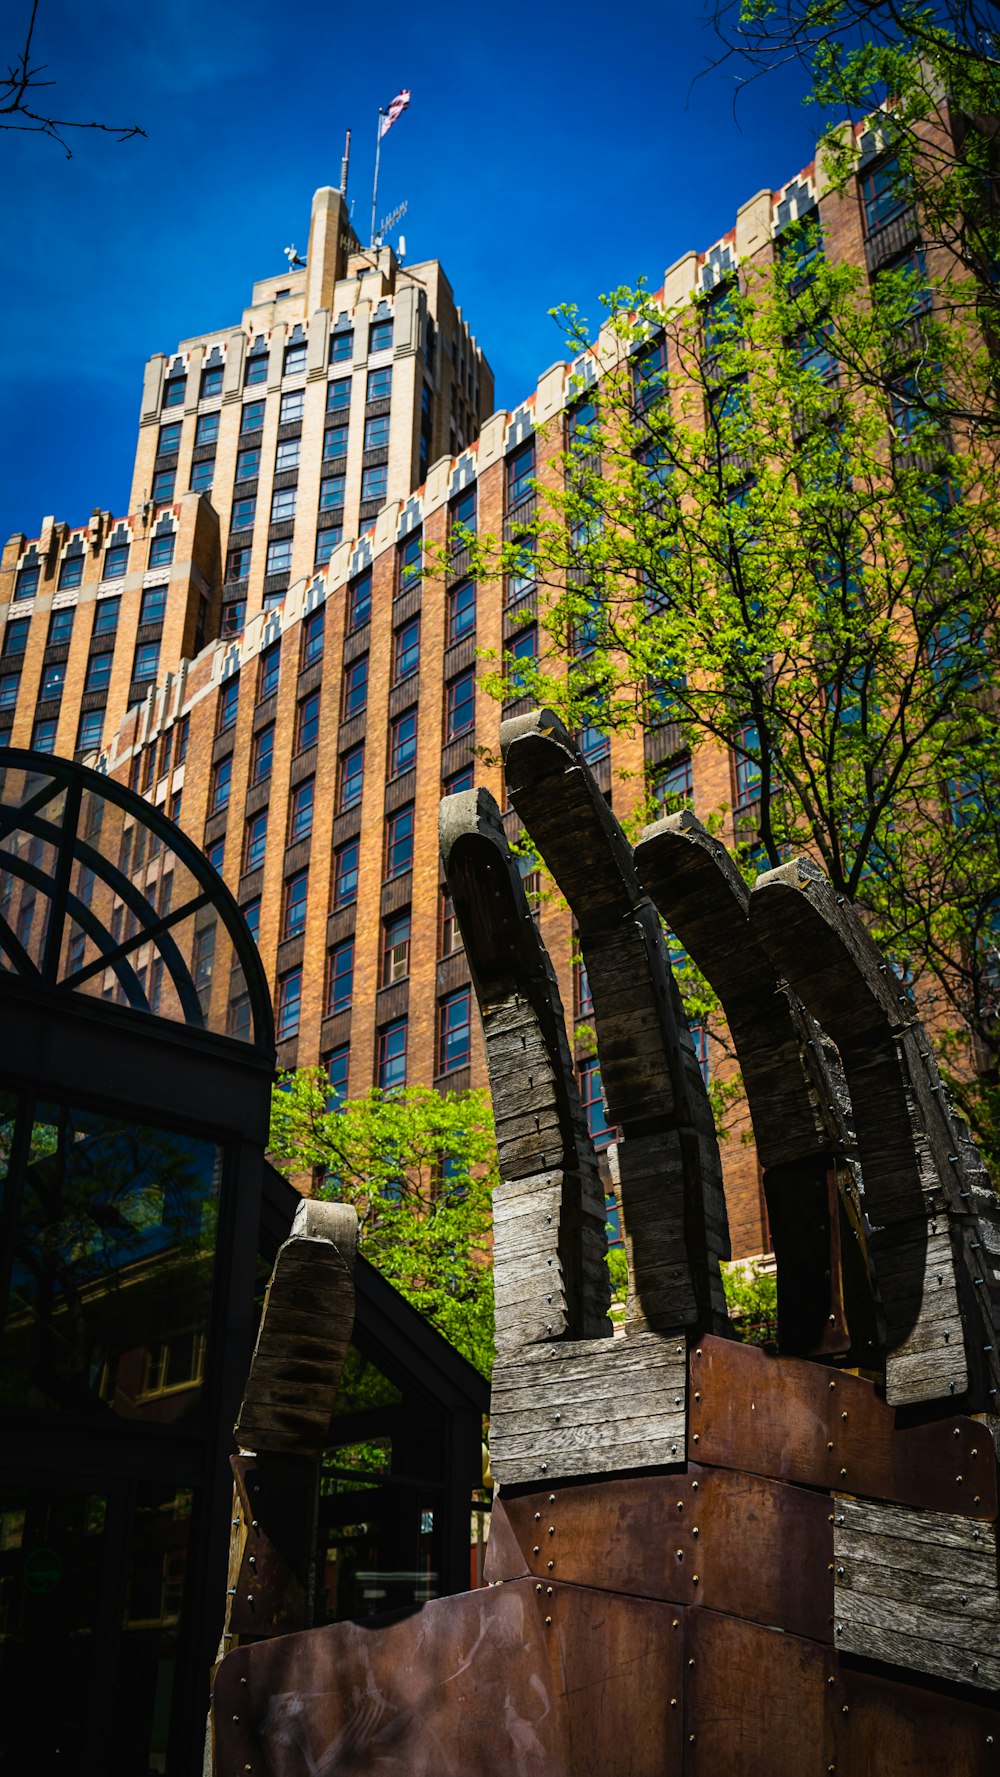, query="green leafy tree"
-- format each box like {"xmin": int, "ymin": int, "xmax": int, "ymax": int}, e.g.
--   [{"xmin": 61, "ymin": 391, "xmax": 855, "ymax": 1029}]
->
[
  {"xmin": 269, "ymin": 1073, "xmax": 497, "ymax": 1376},
  {"xmin": 463, "ymin": 209, "xmax": 1000, "ymax": 1163}
]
